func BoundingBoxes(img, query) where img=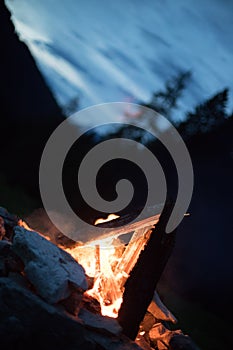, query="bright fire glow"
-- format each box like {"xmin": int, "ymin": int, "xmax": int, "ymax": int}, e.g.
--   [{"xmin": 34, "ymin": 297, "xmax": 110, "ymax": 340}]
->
[
  {"xmin": 21, "ymin": 214, "xmax": 153, "ymax": 319},
  {"xmin": 66, "ymin": 215, "xmax": 154, "ymax": 318},
  {"xmin": 67, "ymin": 214, "xmax": 126, "ymax": 318},
  {"xmin": 66, "ymin": 234, "xmax": 124, "ymax": 318},
  {"xmin": 94, "ymin": 214, "xmax": 120, "ymax": 225},
  {"xmin": 18, "ymin": 219, "xmax": 33, "ymax": 231}
]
